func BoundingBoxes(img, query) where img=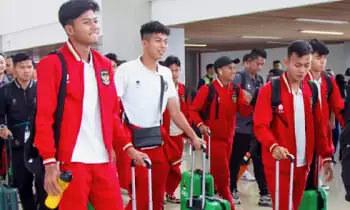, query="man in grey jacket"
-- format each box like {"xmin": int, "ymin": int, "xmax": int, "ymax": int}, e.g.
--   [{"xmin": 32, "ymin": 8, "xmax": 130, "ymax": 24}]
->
[{"xmin": 229, "ymin": 49, "xmax": 271, "ymax": 207}]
